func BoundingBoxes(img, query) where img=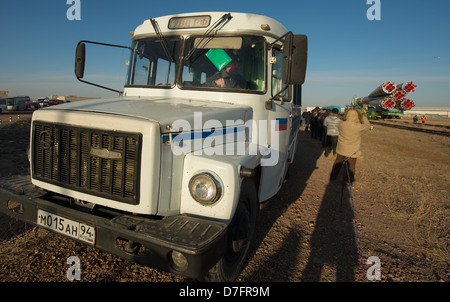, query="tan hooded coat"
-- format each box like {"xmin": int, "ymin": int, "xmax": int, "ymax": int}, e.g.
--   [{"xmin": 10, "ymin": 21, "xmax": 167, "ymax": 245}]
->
[{"xmin": 336, "ymin": 110, "xmax": 371, "ymax": 158}]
